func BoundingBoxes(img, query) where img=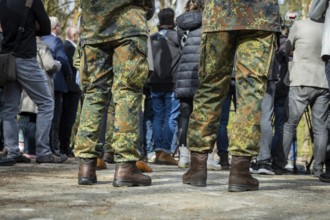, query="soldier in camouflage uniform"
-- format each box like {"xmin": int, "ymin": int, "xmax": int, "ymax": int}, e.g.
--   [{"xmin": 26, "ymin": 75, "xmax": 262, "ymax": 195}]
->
[
  {"xmin": 182, "ymin": 0, "xmax": 281, "ymax": 192},
  {"xmin": 75, "ymin": 1, "xmax": 155, "ymax": 187}
]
